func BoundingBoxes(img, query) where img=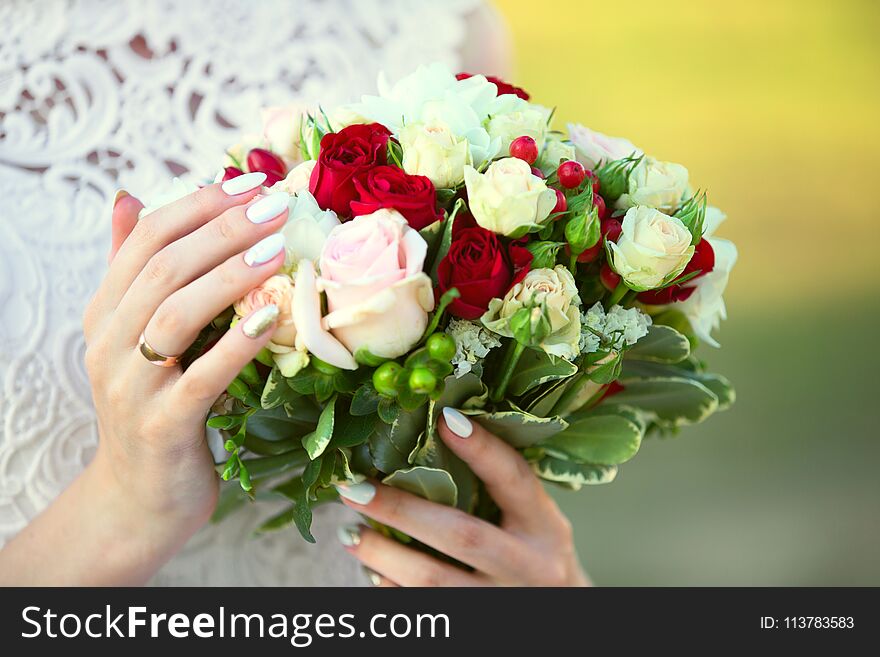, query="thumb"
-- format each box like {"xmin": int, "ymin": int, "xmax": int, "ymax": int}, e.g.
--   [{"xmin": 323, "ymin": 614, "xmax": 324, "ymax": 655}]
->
[{"xmin": 109, "ymin": 190, "xmax": 143, "ymax": 263}]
